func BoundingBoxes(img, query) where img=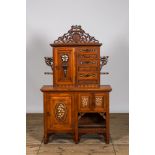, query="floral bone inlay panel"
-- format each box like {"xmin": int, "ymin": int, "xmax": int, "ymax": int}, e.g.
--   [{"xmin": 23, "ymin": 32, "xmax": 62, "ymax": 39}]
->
[
  {"xmin": 55, "ymin": 102, "xmax": 67, "ymax": 122},
  {"xmin": 81, "ymin": 96, "xmax": 89, "ymax": 107},
  {"xmin": 95, "ymin": 96, "xmax": 103, "ymax": 106}
]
